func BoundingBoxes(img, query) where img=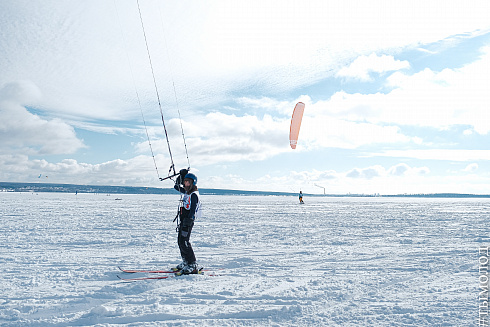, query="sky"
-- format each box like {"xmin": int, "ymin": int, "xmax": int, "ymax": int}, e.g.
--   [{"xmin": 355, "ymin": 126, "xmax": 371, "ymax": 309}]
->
[{"xmin": 1, "ymin": 0, "xmax": 490, "ymax": 195}]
